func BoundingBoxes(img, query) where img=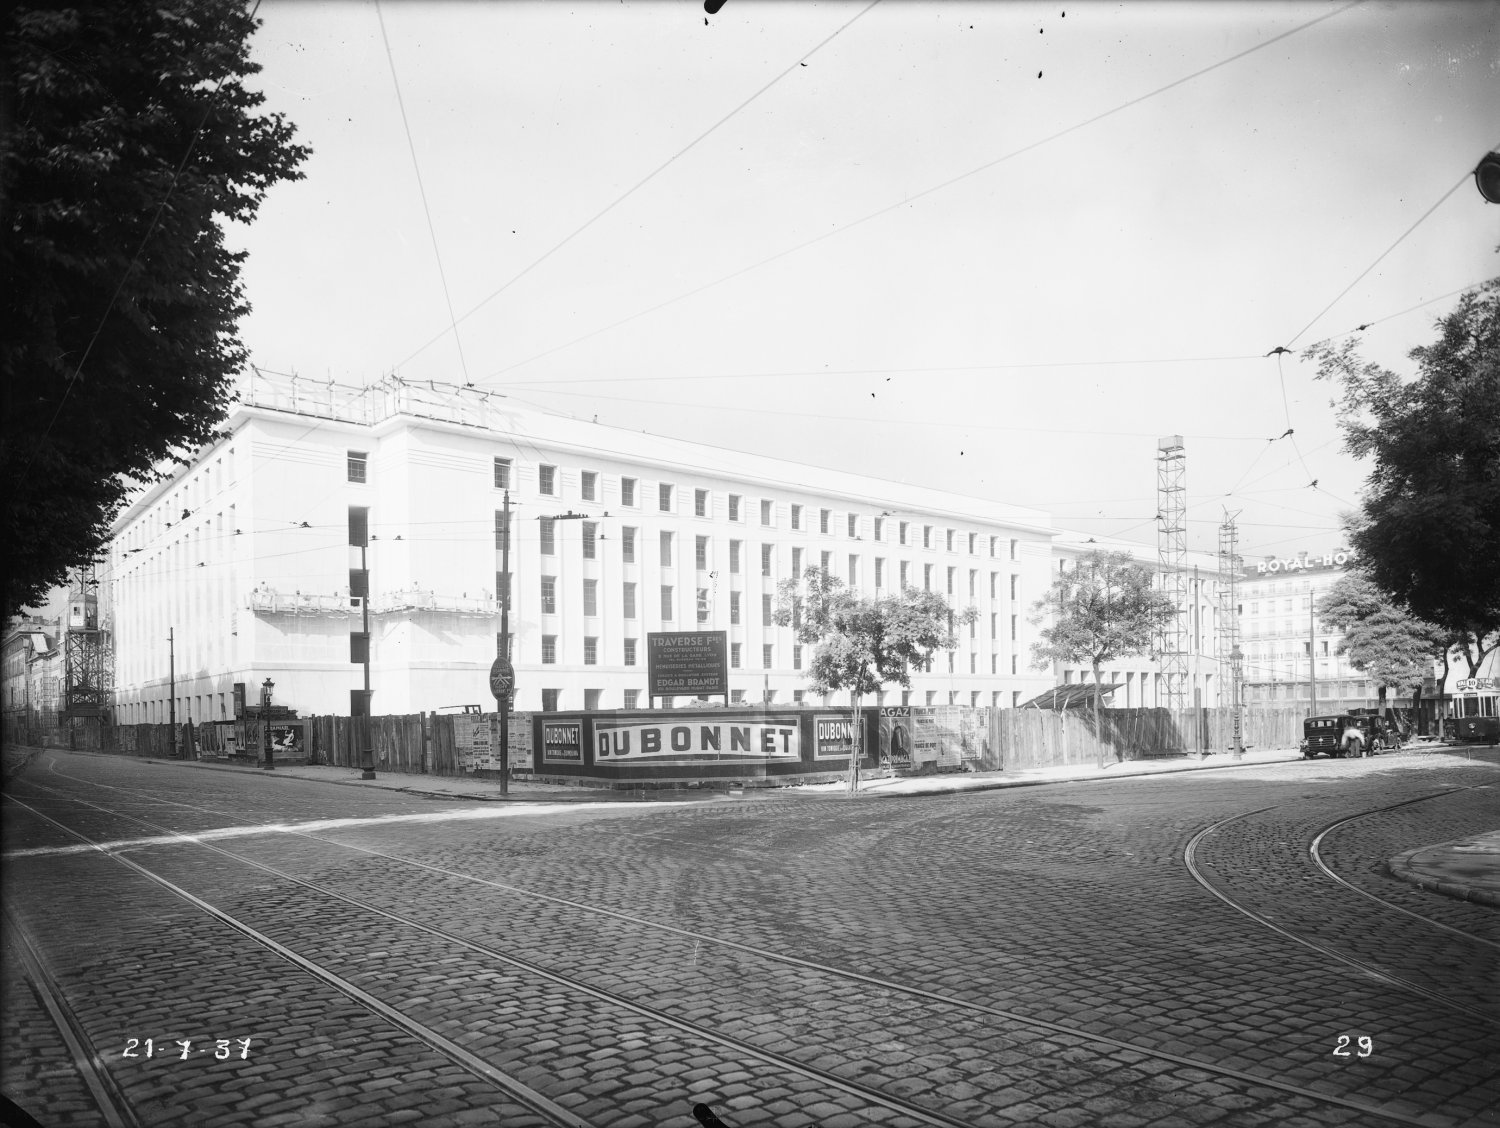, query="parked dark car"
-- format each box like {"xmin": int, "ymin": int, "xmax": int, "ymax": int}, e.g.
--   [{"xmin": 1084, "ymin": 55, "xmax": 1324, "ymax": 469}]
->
[{"xmin": 1300, "ymin": 713, "xmax": 1399, "ymax": 759}]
